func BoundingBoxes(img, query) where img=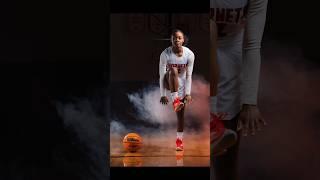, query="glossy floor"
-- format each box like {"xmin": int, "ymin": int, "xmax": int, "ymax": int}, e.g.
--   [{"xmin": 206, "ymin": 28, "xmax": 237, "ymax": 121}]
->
[{"xmin": 110, "ymin": 130, "xmax": 210, "ymax": 167}]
